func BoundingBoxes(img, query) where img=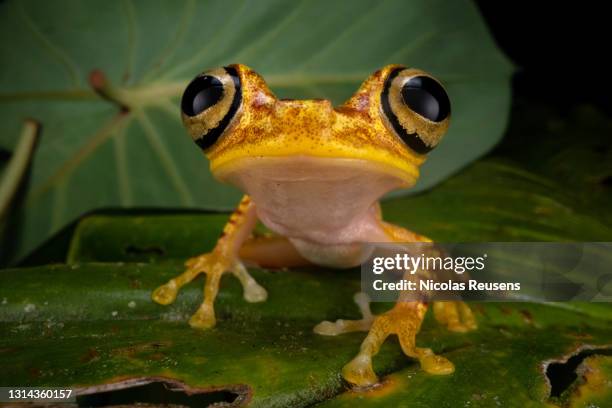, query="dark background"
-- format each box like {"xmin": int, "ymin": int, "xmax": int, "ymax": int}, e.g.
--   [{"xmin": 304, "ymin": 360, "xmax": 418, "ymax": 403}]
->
[{"xmin": 475, "ymin": 1, "xmax": 610, "ymax": 113}]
